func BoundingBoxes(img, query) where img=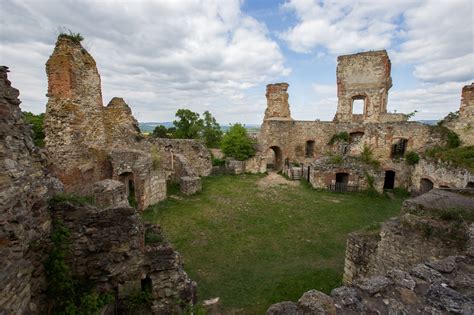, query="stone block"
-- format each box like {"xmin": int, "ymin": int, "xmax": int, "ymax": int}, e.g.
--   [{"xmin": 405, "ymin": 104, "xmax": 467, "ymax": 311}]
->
[
  {"xmin": 180, "ymin": 176, "xmax": 202, "ymax": 195},
  {"xmin": 92, "ymin": 179, "xmax": 129, "ymax": 209}
]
